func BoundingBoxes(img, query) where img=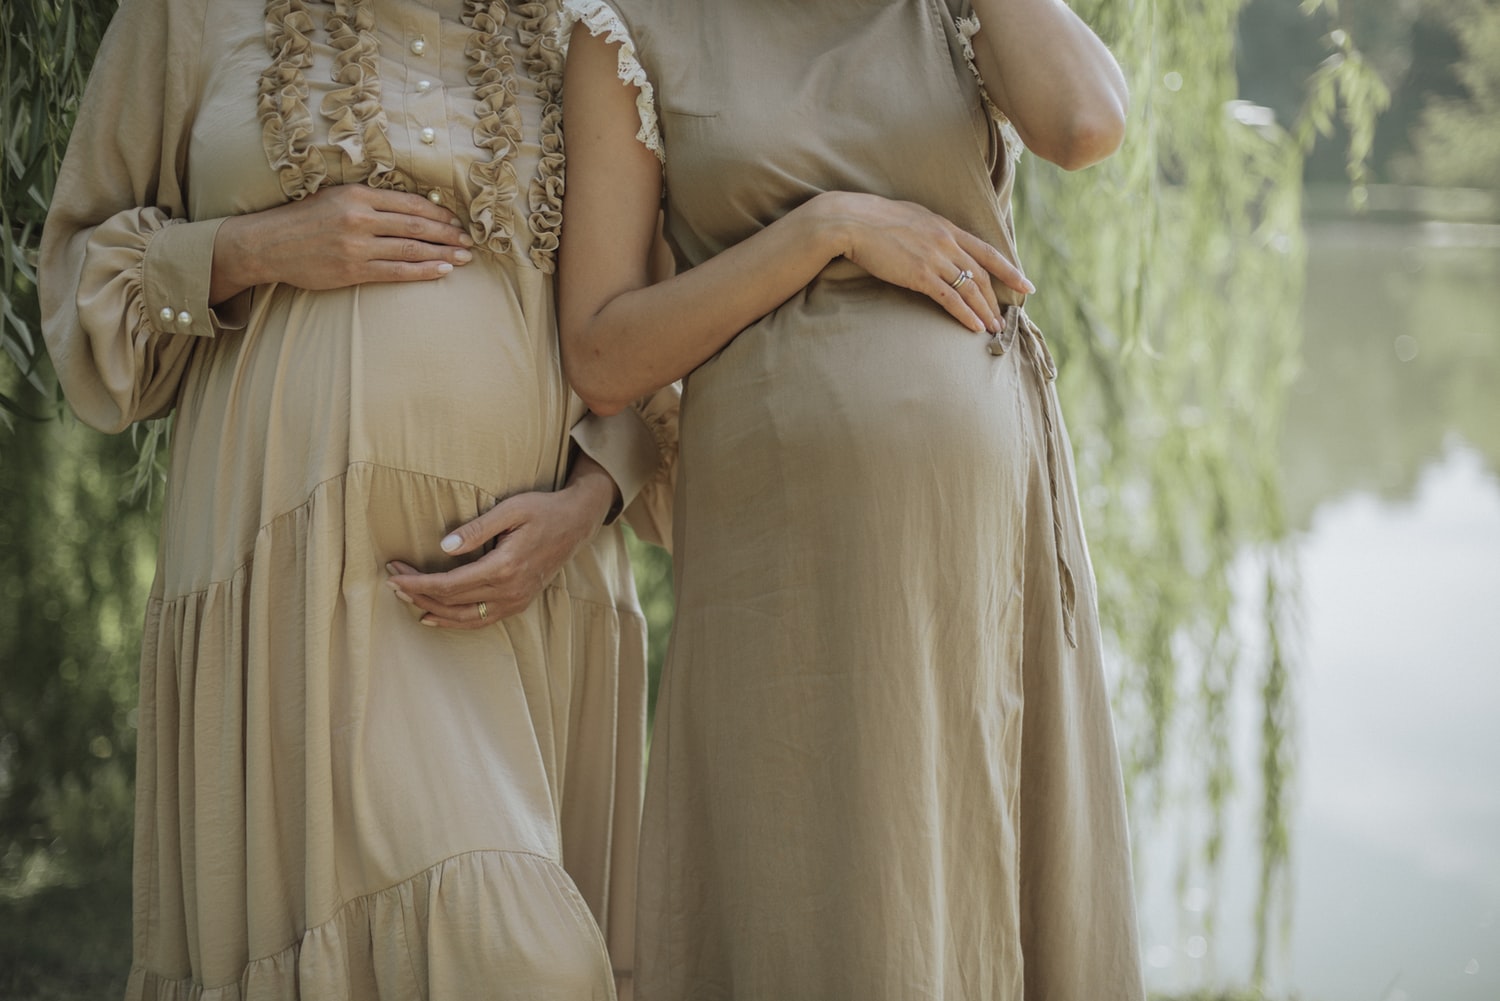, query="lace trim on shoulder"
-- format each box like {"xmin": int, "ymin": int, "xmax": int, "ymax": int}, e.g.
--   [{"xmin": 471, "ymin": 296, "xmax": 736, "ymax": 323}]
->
[
  {"xmin": 464, "ymin": 1, "xmax": 525, "ymax": 256},
  {"xmin": 517, "ymin": 2, "xmax": 566, "ymax": 272},
  {"xmin": 258, "ymin": 0, "xmax": 329, "ymax": 199},
  {"xmin": 559, "ymin": 0, "xmax": 664, "ymax": 164},
  {"xmin": 955, "ymin": 15, "xmax": 1024, "ymax": 165},
  {"xmin": 322, "ymin": 0, "xmax": 410, "ymax": 191}
]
